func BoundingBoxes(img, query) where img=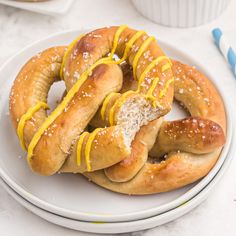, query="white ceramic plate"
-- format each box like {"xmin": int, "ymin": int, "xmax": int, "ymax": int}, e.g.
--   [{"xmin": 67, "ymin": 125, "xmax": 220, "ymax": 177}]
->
[
  {"xmin": 0, "ymin": 134, "xmax": 234, "ymax": 234},
  {"xmin": 0, "ymin": 0, "xmax": 74, "ymax": 16},
  {"xmin": 0, "ymin": 30, "xmax": 233, "ymax": 223}
]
